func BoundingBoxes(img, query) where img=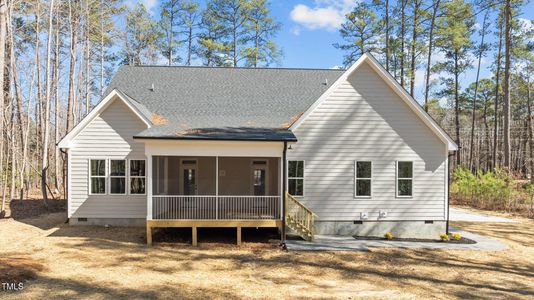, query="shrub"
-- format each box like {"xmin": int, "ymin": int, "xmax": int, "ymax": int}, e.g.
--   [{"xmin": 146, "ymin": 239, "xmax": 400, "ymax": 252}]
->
[
  {"xmin": 384, "ymin": 232, "xmax": 393, "ymax": 240},
  {"xmin": 451, "ymin": 167, "xmax": 516, "ymax": 211},
  {"xmin": 439, "ymin": 233, "xmax": 449, "ymax": 241},
  {"xmin": 451, "ymin": 233, "xmax": 461, "ymax": 240}
]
